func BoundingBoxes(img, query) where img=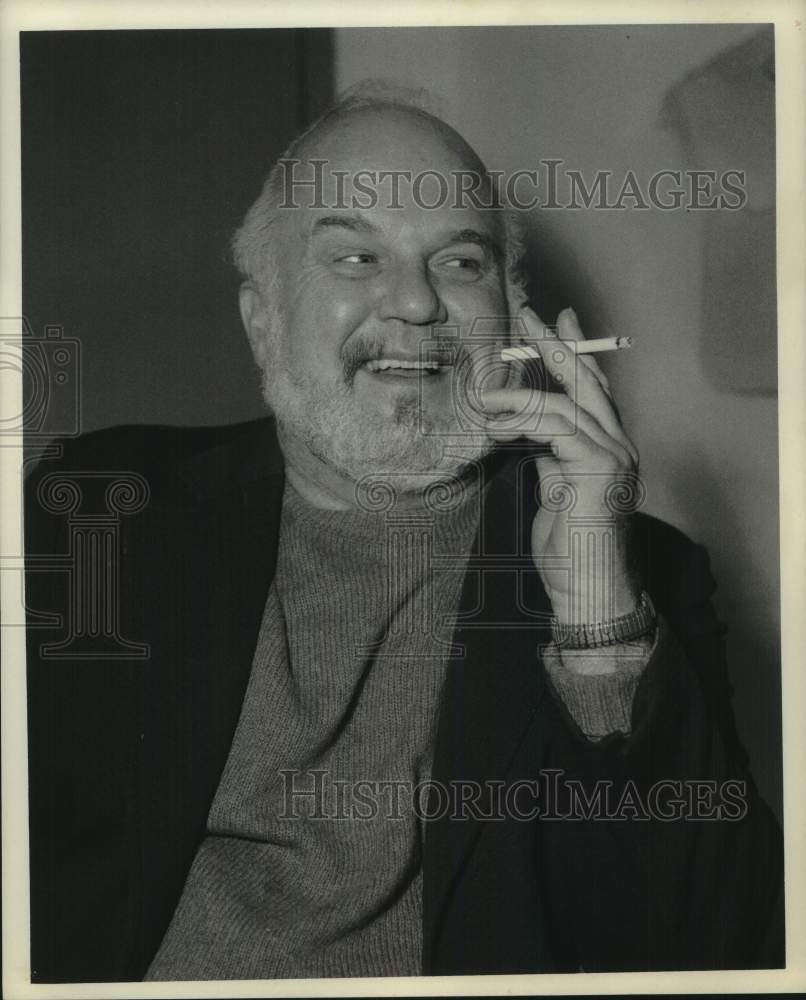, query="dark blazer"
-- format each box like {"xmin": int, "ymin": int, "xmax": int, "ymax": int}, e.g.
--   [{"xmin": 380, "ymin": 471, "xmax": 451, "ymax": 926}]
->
[{"xmin": 24, "ymin": 417, "xmax": 784, "ymax": 982}]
